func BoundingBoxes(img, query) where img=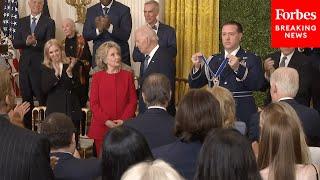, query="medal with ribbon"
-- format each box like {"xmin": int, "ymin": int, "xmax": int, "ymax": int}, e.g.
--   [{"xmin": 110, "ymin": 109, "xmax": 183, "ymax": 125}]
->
[{"xmin": 200, "ymin": 55, "xmax": 228, "ymax": 86}]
